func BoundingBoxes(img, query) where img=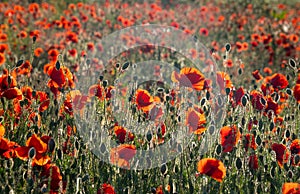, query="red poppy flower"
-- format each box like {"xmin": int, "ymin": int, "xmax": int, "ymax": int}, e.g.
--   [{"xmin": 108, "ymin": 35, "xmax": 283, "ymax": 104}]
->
[
  {"xmin": 68, "ymin": 48, "xmax": 77, "ymax": 57},
  {"xmin": 220, "ymin": 125, "xmax": 240, "ymax": 152},
  {"xmin": 252, "ymin": 70, "xmax": 263, "ymax": 81},
  {"xmin": 15, "ymin": 134, "xmax": 50, "ymax": 166},
  {"xmin": 110, "ymin": 144, "xmax": 136, "ymax": 168},
  {"xmin": 233, "ymin": 87, "xmax": 245, "ymax": 105},
  {"xmin": 243, "ymin": 133, "xmax": 257, "ymax": 151},
  {"xmin": 156, "ymin": 185, "xmax": 164, "ymax": 194},
  {"xmin": 0, "ymin": 53, "xmax": 5, "ymax": 66},
  {"xmin": 40, "ymin": 163, "xmax": 63, "ymax": 192},
  {"xmin": 267, "ymin": 73, "xmax": 288, "ymax": 90},
  {"xmin": 290, "ymin": 139, "xmax": 300, "ymax": 166},
  {"xmin": 171, "ymin": 67, "xmax": 205, "ymax": 91},
  {"xmin": 1, "ymin": 87, "xmax": 23, "ymax": 100},
  {"xmin": 197, "ymin": 158, "xmax": 226, "ymax": 182},
  {"xmin": 89, "ymin": 84, "xmax": 105, "ymax": 100},
  {"xmin": 199, "ymin": 28, "xmax": 209, "ymax": 36},
  {"xmin": 114, "ymin": 126, "xmax": 135, "ymax": 143},
  {"xmin": 135, "ymin": 89, "xmax": 153, "ymax": 112},
  {"xmin": 97, "ymin": 183, "xmax": 116, "ymax": 194},
  {"xmin": 282, "ymin": 183, "xmax": 300, "ymax": 194},
  {"xmin": 48, "ymin": 49, "xmax": 59, "ymax": 62},
  {"xmin": 249, "ymin": 154, "xmax": 259, "ymax": 170},
  {"xmin": 294, "ymin": 84, "xmax": 300, "ymax": 103},
  {"xmin": 250, "ymin": 90, "xmax": 265, "ymax": 111},
  {"xmin": 272, "ymin": 143, "xmax": 289, "ymax": 168},
  {"xmin": 186, "ymin": 107, "xmax": 206, "ymax": 134},
  {"xmin": 0, "ymin": 137, "xmax": 19, "ymax": 158}
]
